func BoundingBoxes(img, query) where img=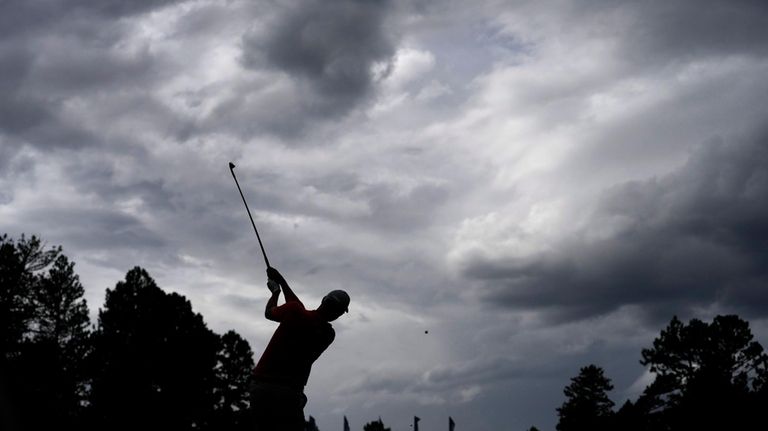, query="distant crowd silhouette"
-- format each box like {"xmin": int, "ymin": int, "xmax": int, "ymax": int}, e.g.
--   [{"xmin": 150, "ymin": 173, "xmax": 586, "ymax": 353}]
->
[{"xmin": 2, "ymin": 233, "xmax": 767, "ymax": 430}]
